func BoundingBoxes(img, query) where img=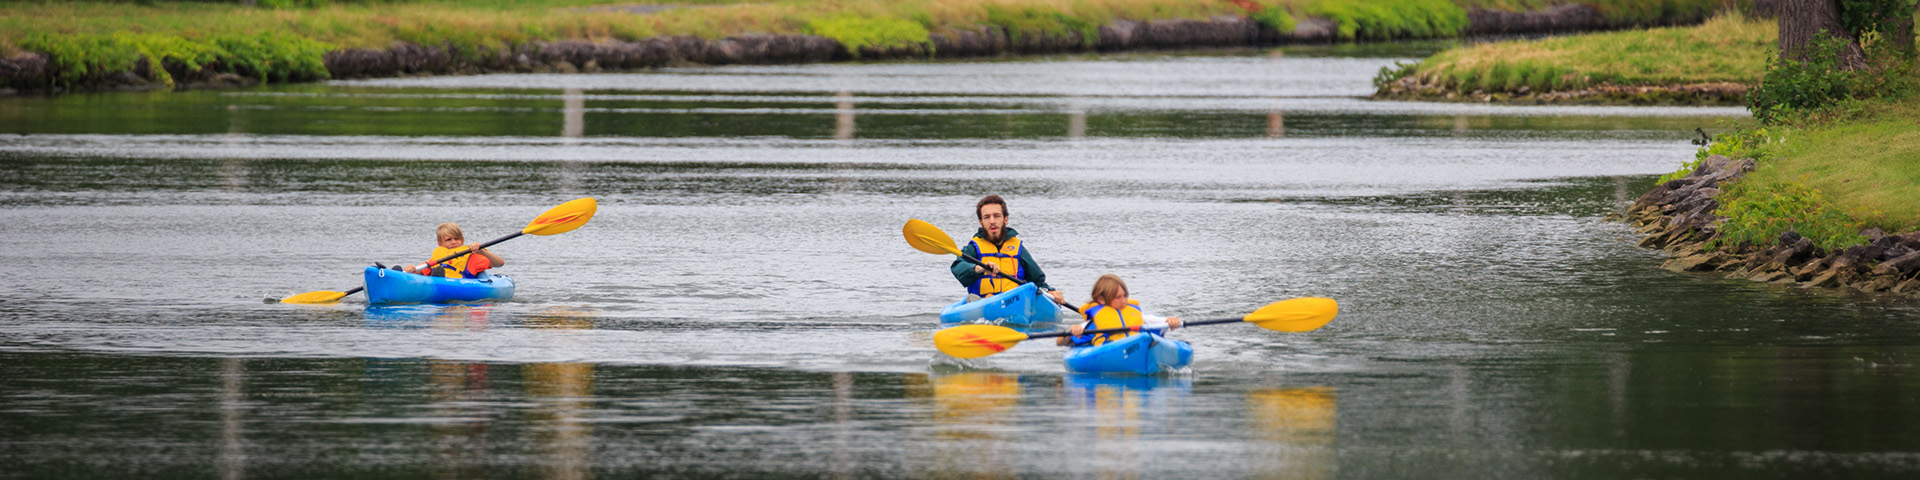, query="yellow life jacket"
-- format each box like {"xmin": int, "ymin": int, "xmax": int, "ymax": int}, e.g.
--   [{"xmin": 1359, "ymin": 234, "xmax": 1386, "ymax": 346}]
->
[
  {"xmin": 1078, "ymin": 299, "xmax": 1143, "ymax": 346},
  {"xmin": 425, "ymin": 246, "xmax": 488, "ymax": 279},
  {"xmin": 968, "ymin": 235, "xmax": 1024, "ymax": 296}
]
